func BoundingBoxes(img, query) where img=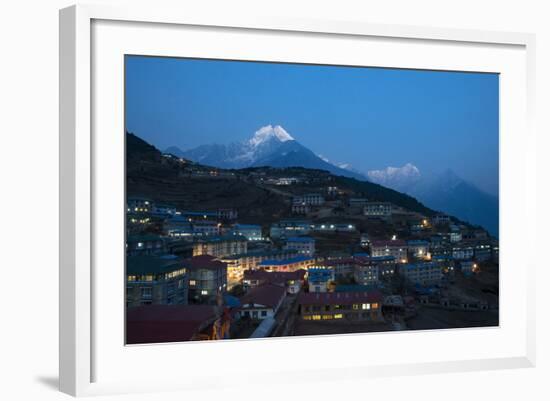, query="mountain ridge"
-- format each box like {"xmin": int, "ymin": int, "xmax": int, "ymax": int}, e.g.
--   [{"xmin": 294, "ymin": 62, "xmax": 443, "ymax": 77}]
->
[{"xmin": 168, "ymin": 125, "xmax": 368, "ymax": 181}]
